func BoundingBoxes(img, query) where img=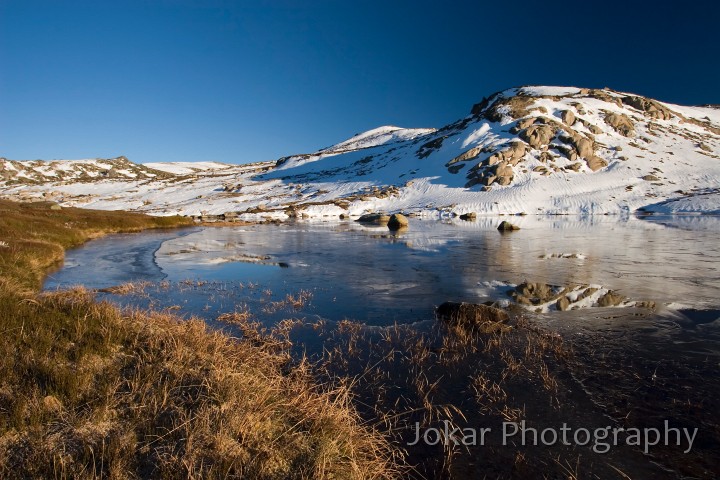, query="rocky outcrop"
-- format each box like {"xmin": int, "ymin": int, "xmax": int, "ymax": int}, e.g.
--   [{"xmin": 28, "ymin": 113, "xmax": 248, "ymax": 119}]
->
[
  {"xmin": 621, "ymin": 95, "xmax": 674, "ymax": 120},
  {"xmin": 520, "ymin": 125, "xmax": 555, "ymax": 148},
  {"xmin": 604, "ymin": 113, "xmax": 636, "ymax": 137}
]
